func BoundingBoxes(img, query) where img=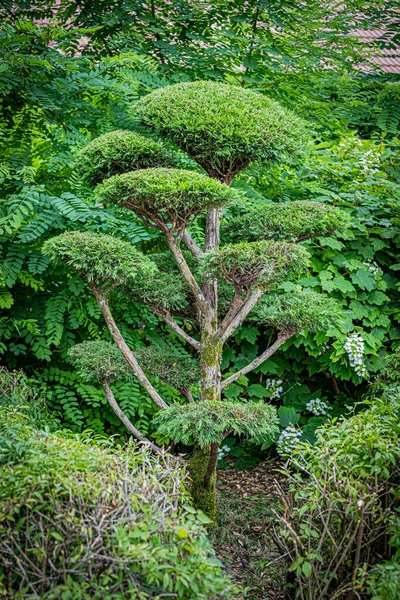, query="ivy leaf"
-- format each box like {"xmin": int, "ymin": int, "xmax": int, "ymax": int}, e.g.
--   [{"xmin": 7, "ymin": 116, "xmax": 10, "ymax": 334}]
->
[
  {"xmin": 278, "ymin": 406, "xmax": 300, "ymax": 427},
  {"xmin": 239, "ymin": 327, "xmax": 259, "ymax": 344},
  {"xmin": 247, "ymin": 383, "xmax": 268, "ymax": 398},
  {"xmin": 350, "ymin": 269, "xmax": 376, "ymax": 291},
  {"xmin": 317, "ymin": 236, "xmax": 344, "ymax": 250}
]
